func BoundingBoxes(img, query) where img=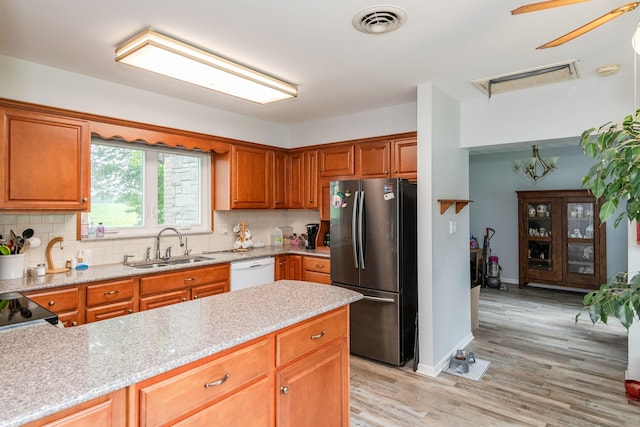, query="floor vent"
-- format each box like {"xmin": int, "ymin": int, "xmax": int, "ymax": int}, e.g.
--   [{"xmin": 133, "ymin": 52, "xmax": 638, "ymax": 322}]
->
[{"xmin": 471, "ymin": 60, "xmax": 579, "ymax": 98}]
